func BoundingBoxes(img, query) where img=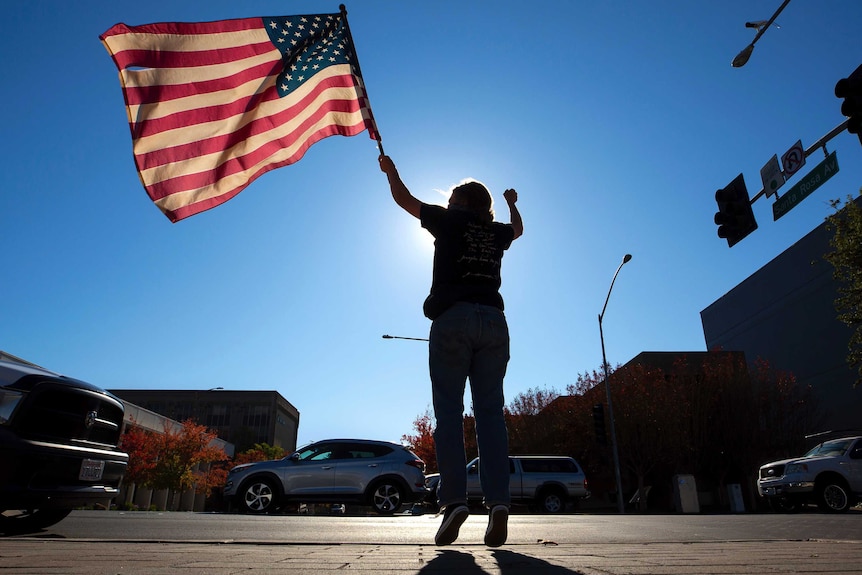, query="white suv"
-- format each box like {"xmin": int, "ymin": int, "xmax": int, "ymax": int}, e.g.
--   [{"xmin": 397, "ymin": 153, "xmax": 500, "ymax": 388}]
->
[
  {"xmin": 757, "ymin": 435, "xmax": 862, "ymax": 513},
  {"xmin": 425, "ymin": 455, "xmax": 590, "ymax": 513}
]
